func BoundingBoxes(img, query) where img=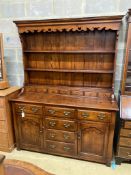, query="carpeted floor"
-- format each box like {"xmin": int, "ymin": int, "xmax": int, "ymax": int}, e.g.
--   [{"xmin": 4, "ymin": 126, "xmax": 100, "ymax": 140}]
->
[{"xmin": 0, "ymin": 149, "xmax": 131, "ymax": 175}]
